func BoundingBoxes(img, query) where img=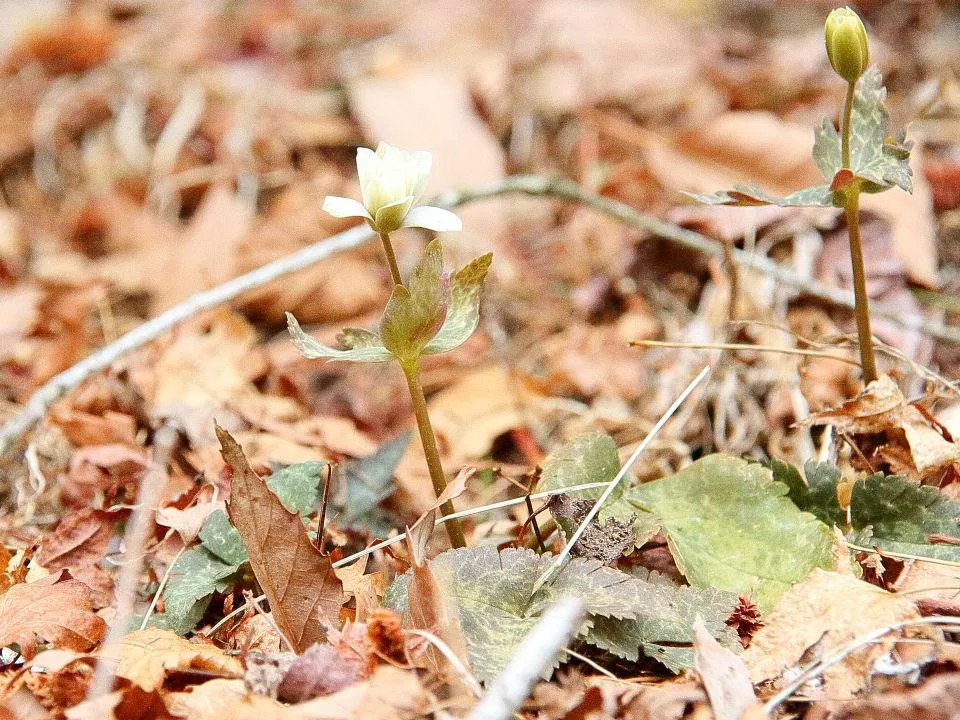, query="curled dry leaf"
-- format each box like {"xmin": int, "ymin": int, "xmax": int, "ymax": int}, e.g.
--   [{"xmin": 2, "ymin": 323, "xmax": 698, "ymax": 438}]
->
[
  {"xmin": 0, "ymin": 570, "xmax": 106, "ymax": 660},
  {"xmin": 99, "ymin": 628, "xmax": 242, "ymax": 692},
  {"xmin": 217, "ymin": 425, "xmax": 343, "ymax": 653}
]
